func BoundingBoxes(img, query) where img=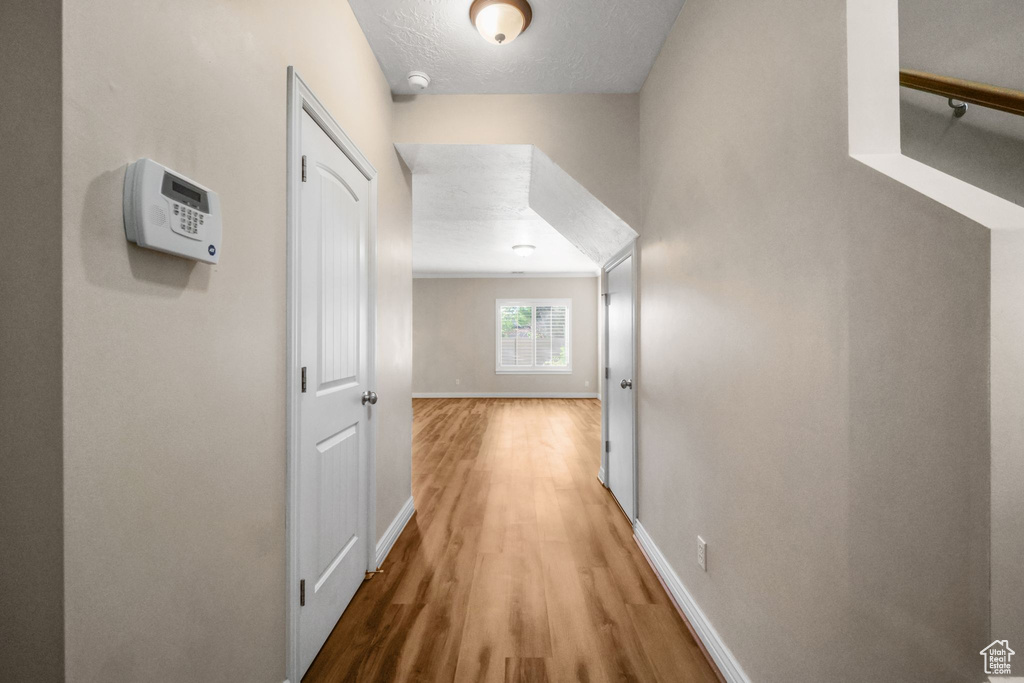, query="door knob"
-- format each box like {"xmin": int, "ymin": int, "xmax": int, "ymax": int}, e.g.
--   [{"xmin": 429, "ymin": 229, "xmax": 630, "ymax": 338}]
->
[
  {"xmin": 362, "ymin": 391, "xmax": 378, "ymax": 405},
  {"xmin": 620, "ymin": 379, "xmax": 633, "ymax": 390}
]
